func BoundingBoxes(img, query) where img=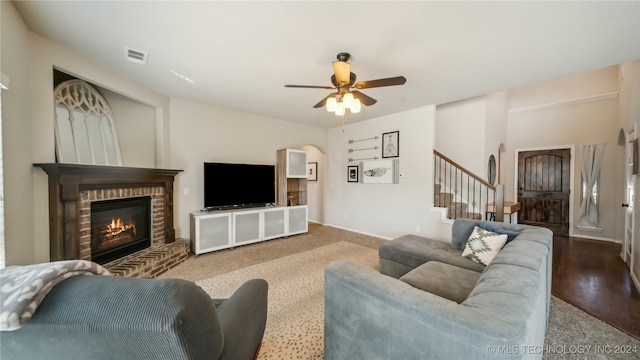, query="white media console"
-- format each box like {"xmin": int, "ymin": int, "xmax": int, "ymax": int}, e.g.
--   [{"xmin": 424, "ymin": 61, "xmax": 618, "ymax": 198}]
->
[{"xmin": 190, "ymin": 205, "xmax": 308, "ymax": 255}]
